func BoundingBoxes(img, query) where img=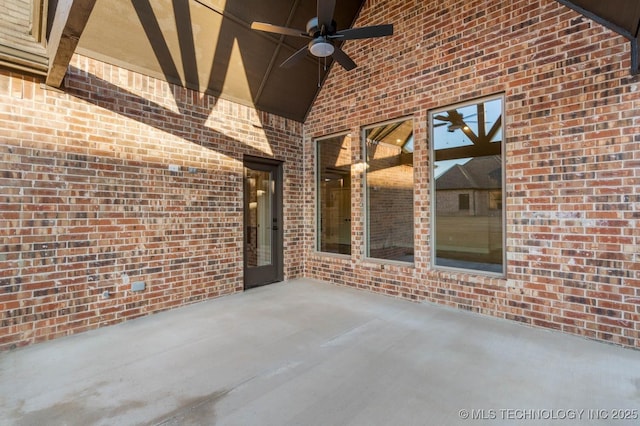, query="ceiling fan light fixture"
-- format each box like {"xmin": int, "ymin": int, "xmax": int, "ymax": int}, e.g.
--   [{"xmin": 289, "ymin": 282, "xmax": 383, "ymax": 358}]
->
[
  {"xmin": 251, "ymin": 0, "xmax": 393, "ymax": 71},
  {"xmin": 309, "ymin": 38, "xmax": 334, "ymax": 57}
]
